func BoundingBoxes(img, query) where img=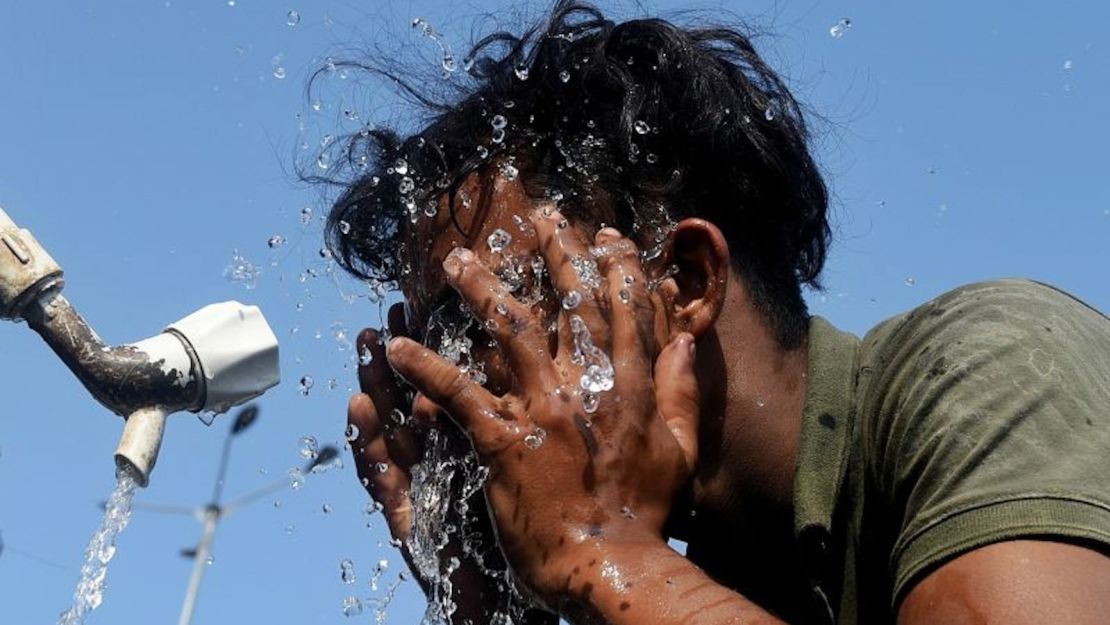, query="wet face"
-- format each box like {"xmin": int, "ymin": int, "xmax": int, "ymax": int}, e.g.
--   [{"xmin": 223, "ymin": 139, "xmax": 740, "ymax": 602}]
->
[{"xmin": 399, "ymin": 168, "xmax": 571, "ymax": 395}]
